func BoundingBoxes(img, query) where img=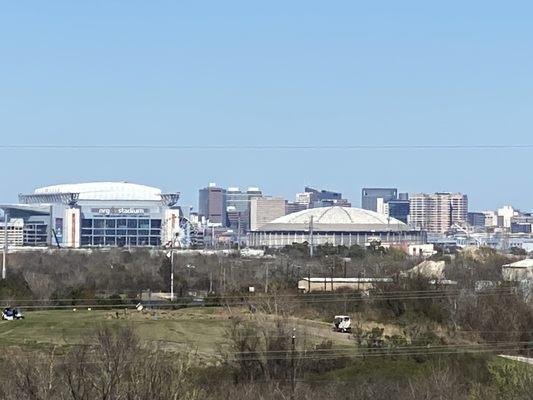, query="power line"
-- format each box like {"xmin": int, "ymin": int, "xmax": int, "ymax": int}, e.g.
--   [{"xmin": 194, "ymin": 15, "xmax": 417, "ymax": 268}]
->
[
  {"xmin": 0, "ymin": 287, "xmax": 513, "ymax": 303},
  {"xmin": 0, "ymin": 144, "xmax": 533, "ymax": 151}
]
